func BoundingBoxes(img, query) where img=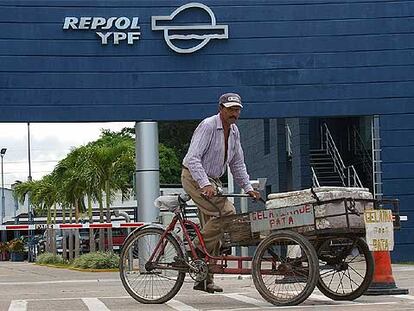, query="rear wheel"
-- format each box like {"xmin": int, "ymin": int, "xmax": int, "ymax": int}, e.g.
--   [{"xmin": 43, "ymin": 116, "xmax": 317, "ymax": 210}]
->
[
  {"xmin": 316, "ymin": 237, "xmax": 374, "ymax": 300},
  {"xmin": 119, "ymin": 227, "xmax": 185, "ymax": 304},
  {"xmin": 252, "ymin": 231, "xmax": 319, "ymax": 306}
]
